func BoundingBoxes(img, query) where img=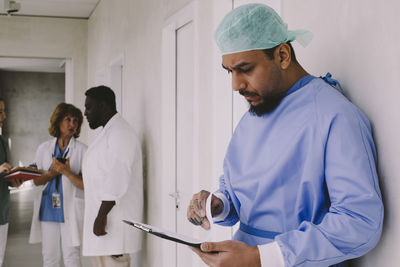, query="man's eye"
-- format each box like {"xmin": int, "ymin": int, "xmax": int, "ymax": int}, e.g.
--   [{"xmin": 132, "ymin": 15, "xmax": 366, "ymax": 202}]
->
[{"xmin": 241, "ymin": 67, "xmax": 253, "ymax": 73}]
